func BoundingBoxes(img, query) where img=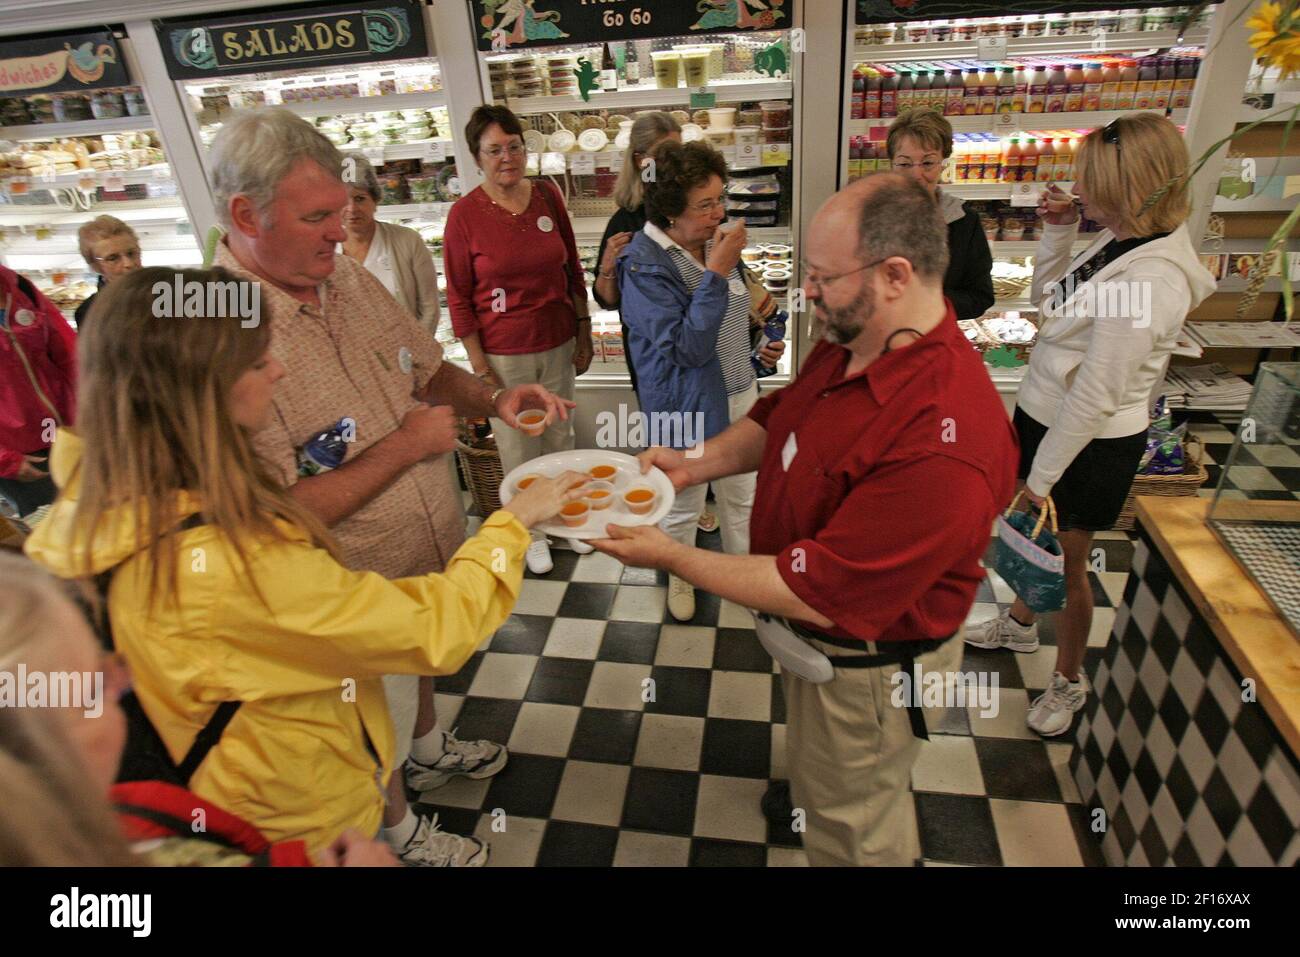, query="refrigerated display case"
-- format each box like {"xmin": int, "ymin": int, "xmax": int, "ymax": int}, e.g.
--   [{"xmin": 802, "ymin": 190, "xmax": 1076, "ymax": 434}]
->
[
  {"xmin": 841, "ymin": 3, "xmax": 1221, "ymax": 410},
  {"xmin": 0, "ymin": 28, "xmax": 197, "ymax": 323},
  {"xmin": 469, "ymin": 0, "xmax": 804, "ymax": 394}
]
